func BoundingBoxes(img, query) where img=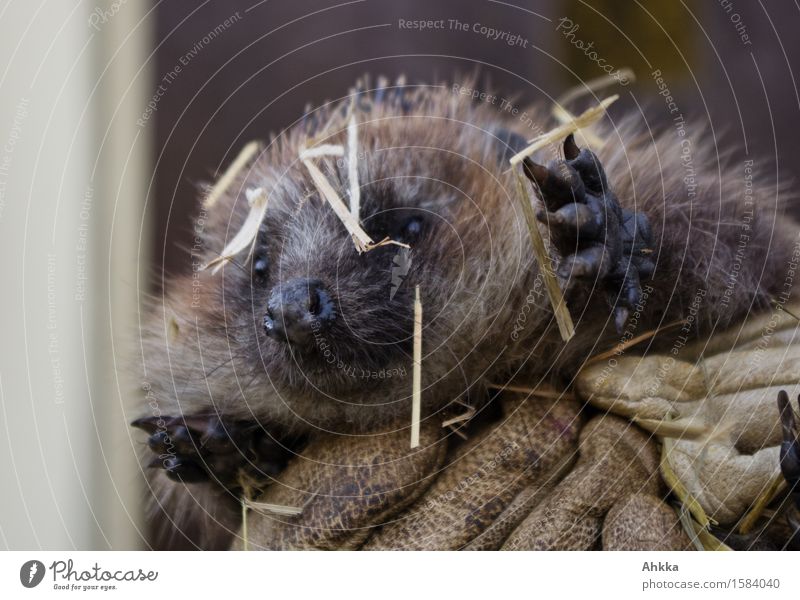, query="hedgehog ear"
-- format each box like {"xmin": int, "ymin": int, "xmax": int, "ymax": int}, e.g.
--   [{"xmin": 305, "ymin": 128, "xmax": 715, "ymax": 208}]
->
[
  {"xmin": 564, "ymin": 134, "xmax": 580, "ymax": 160},
  {"xmin": 522, "ymin": 157, "xmax": 549, "ymax": 189}
]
